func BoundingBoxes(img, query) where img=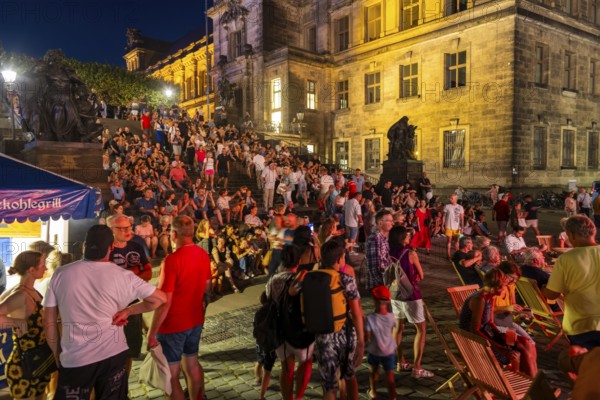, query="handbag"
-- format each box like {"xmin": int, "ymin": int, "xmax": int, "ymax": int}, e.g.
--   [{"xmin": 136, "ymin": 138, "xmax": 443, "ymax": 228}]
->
[
  {"xmin": 139, "ymin": 343, "xmax": 172, "ymax": 395},
  {"xmin": 20, "ymin": 340, "xmax": 58, "ymax": 379},
  {"xmin": 276, "ymin": 183, "xmax": 288, "ymax": 195}
]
